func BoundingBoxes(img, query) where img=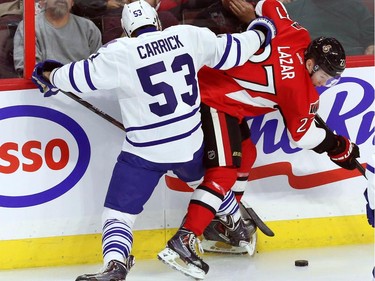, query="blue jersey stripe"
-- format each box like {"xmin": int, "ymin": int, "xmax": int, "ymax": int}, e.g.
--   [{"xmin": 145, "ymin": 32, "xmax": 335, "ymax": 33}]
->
[
  {"xmin": 51, "ymin": 70, "xmax": 57, "ymax": 87},
  {"xmin": 214, "ymin": 34, "xmax": 232, "ymax": 69},
  {"xmin": 125, "ymin": 121, "xmax": 201, "ymax": 147},
  {"xmin": 367, "ymin": 163, "xmax": 374, "ymax": 174},
  {"xmin": 234, "ymin": 37, "xmax": 241, "ymax": 66},
  {"xmin": 126, "ymin": 106, "xmax": 200, "ymax": 132},
  {"xmin": 69, "ymin": 63, "xmax": 82, "ymax": 93},
  {"xmin": 83, "ymin": 60, "xmax": 97, "ymax": 91}
]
